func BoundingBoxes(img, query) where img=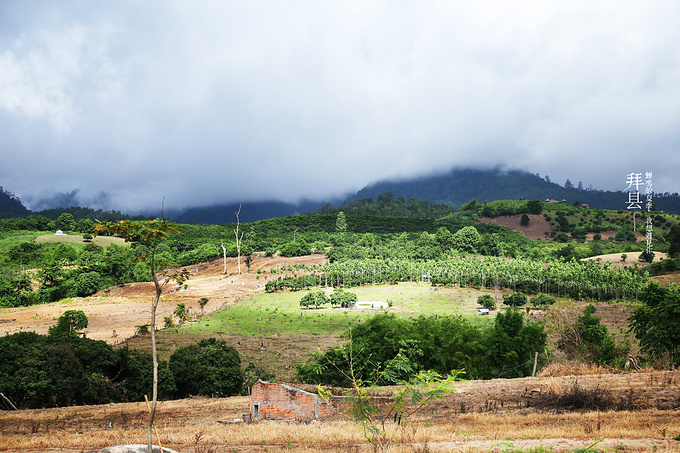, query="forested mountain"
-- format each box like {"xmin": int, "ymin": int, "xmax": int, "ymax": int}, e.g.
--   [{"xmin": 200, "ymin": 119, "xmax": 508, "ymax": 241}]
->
[
  {"xmin": 350, "ymin": 168, "xmax": 680, "ymax": 213},
  {"xmin": 317, "ymin": 192, "xmax": 454, "ymax": 218},
  {"xmin": 173, "ymin": 200, "xmax": 326, "ymax": 224},
  {"xmin": 3, "ymin": 167, "xmax": 680, "ymax": 222},
  {"xmin": 0, "ymin": 187, "xmax": 30, "ymax": 219}
]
